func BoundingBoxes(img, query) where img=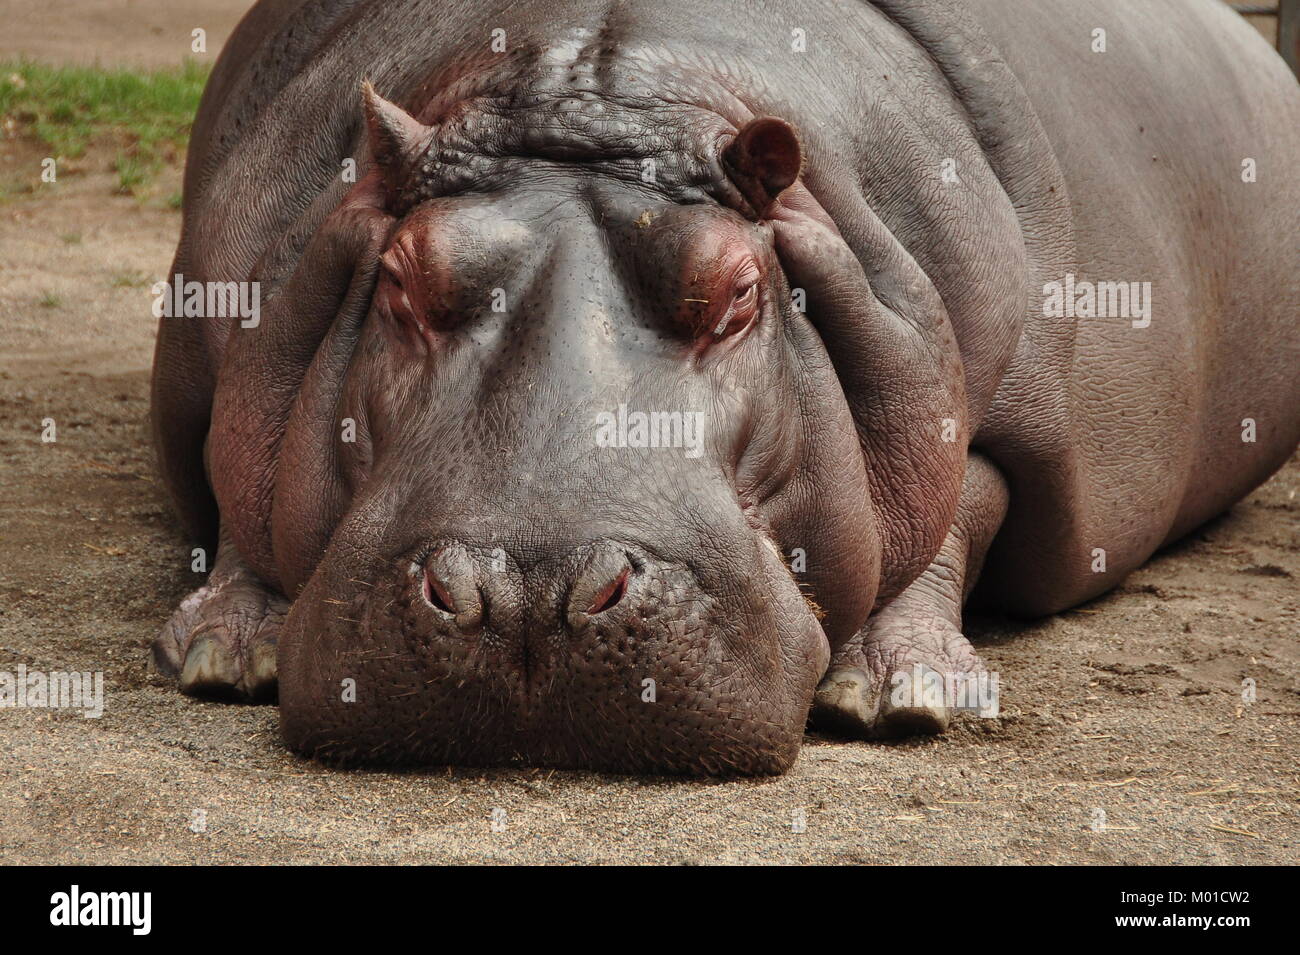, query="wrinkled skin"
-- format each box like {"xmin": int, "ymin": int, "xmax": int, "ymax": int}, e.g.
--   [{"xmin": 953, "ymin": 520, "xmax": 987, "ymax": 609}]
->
[{"xmin": 150, "ymin": 0, "xmax": 1300, "ymax": 774}]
